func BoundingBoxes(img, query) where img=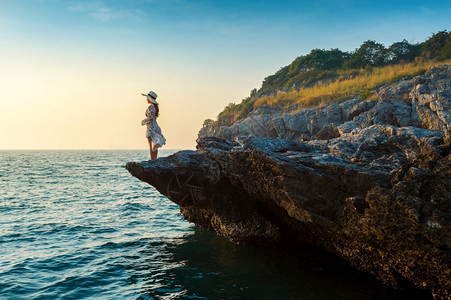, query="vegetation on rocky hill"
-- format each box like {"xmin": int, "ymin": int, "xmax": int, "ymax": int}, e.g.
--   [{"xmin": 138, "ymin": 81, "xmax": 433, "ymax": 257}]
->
[
  {"xmin": 255, "ymin": 59, "xmax": 451, "ymax": 109},
  {"xmin": 206, "ymin": 30, "xmax": 451, "ymax": 127}
]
